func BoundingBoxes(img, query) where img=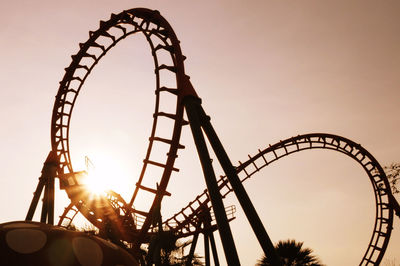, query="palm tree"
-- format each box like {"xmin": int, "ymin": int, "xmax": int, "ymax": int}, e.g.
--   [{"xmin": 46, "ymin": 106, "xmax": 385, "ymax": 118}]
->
[{"xmin": 257, "ymin": 239, "xmax": 324, "ymax": 266}]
